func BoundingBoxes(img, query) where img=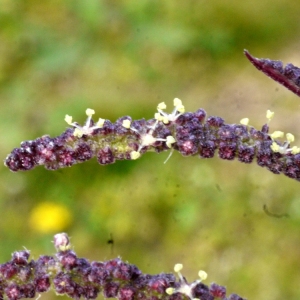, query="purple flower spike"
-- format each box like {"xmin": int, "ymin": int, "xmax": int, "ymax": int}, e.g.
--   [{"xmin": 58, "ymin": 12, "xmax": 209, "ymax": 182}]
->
[
  {"xmin": 244, "ymin": 49, "xmax": 300, "ymax": 97},
  {"xmin": 4, "ymin": 96, "xmax": 300, "ymax": 181}
]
